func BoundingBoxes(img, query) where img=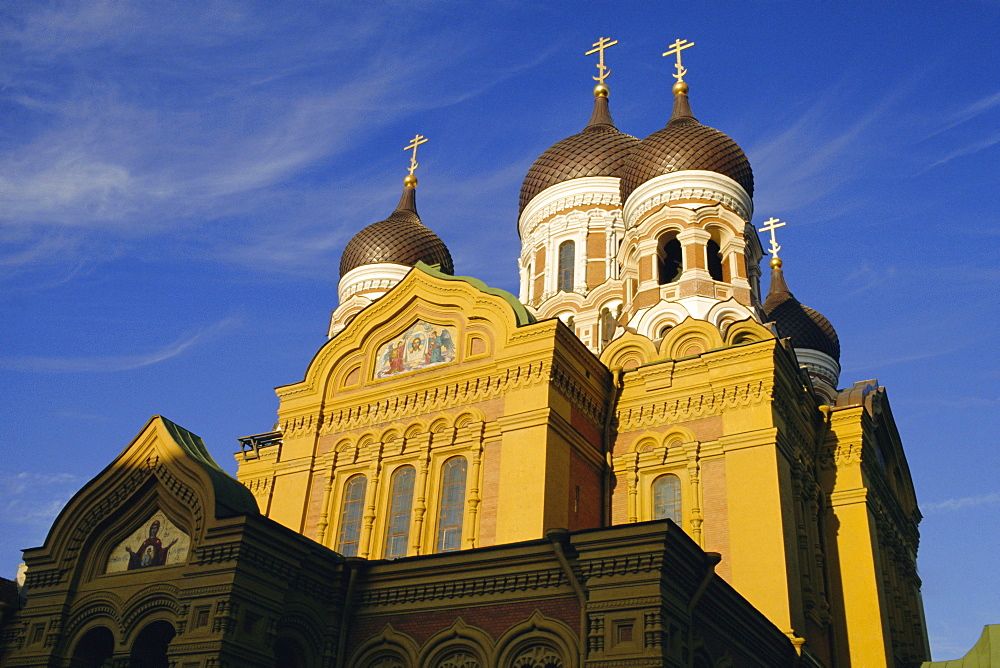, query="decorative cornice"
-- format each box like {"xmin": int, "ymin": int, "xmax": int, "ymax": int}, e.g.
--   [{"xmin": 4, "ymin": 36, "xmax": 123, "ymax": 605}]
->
[
  {"xmin": 519, "ymin": 177, "xmax": 622, "ymax": 239},
  {"xmin": 358, "ymin": 567, "xmax": 570, "ymax": 607},
  {"xmin": 623, "ymin": 170, "xmax": 752, "ymax": 226},
  {"xmin": 616, "ymin": 380, "xmax": 769, "ymax": 431},
  {"xmin": 305, "ymin": 360, "xmax": 552, "ymax": 435},
  {"xmin": 338, "ymin": 263, "xmax": 411, "ymax": 304}
]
